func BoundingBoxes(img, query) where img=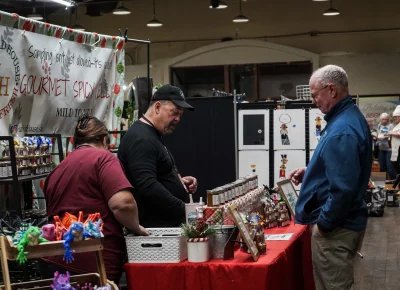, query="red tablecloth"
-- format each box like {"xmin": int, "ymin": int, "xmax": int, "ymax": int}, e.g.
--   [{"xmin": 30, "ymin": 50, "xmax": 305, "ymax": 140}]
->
[{"xmin": 125, "ymin": 222, "xmax": 315, "ymax": 290}]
